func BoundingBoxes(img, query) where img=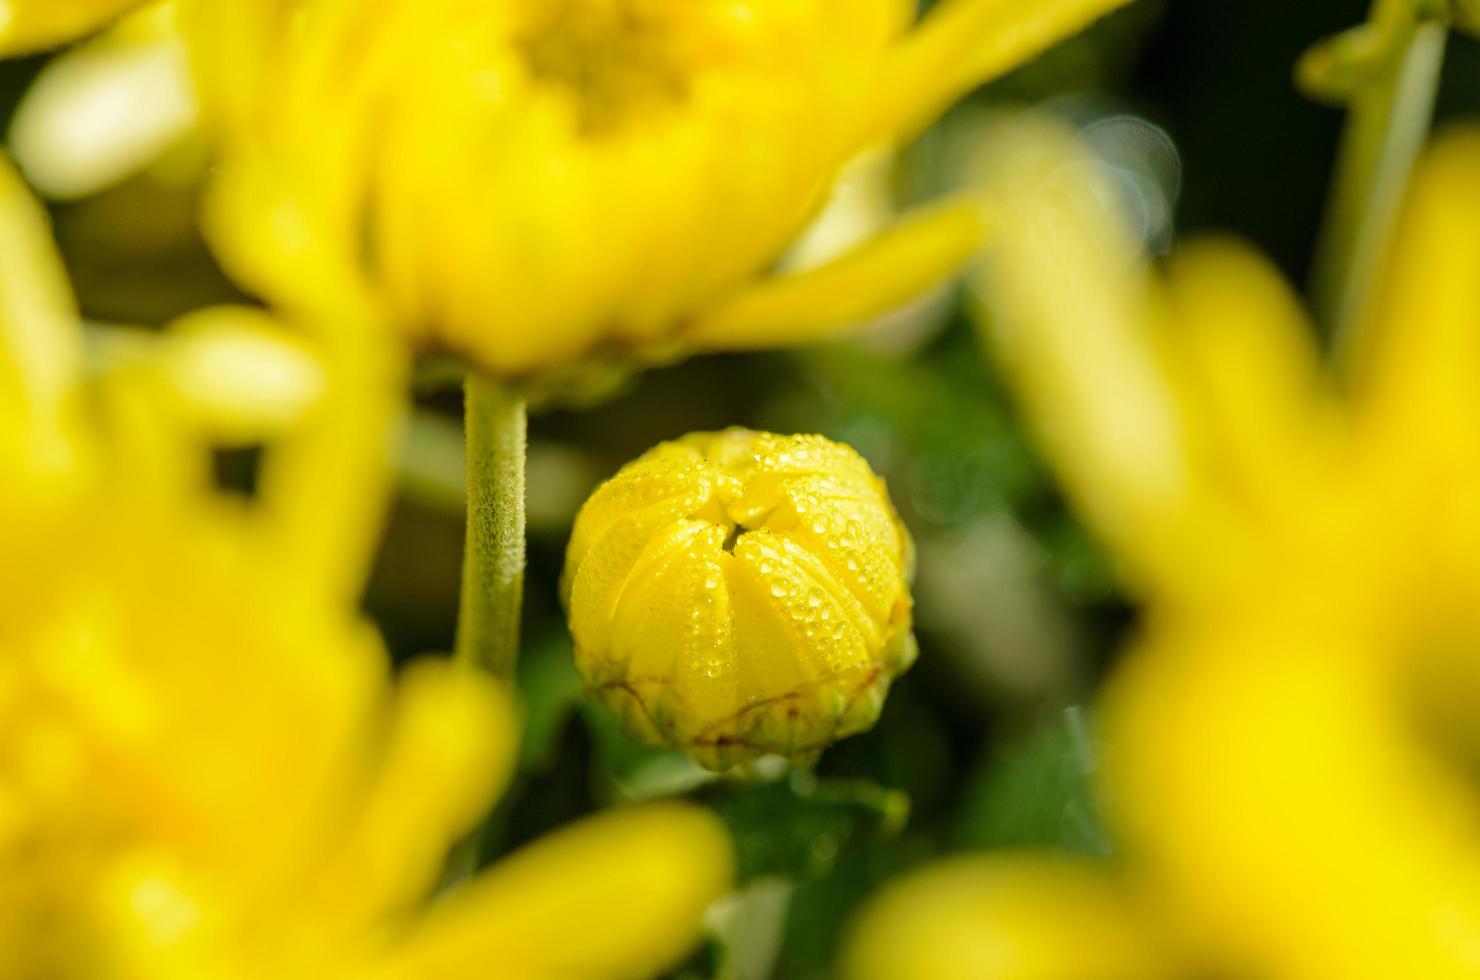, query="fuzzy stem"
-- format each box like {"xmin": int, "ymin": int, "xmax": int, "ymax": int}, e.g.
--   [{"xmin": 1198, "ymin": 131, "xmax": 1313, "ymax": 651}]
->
[{"xmin": 454, "ymin": 372, "xmax": 528, "ymax": 679}]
